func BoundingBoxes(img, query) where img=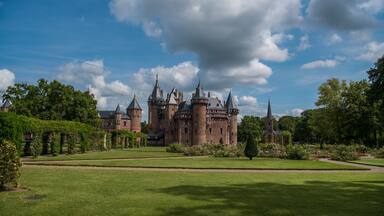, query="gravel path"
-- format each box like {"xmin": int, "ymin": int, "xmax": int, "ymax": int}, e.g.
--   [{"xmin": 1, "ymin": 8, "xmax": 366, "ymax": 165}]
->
[{"xmin": 22, "ymin": 159, "xmax": 384, "ymax": 173}]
